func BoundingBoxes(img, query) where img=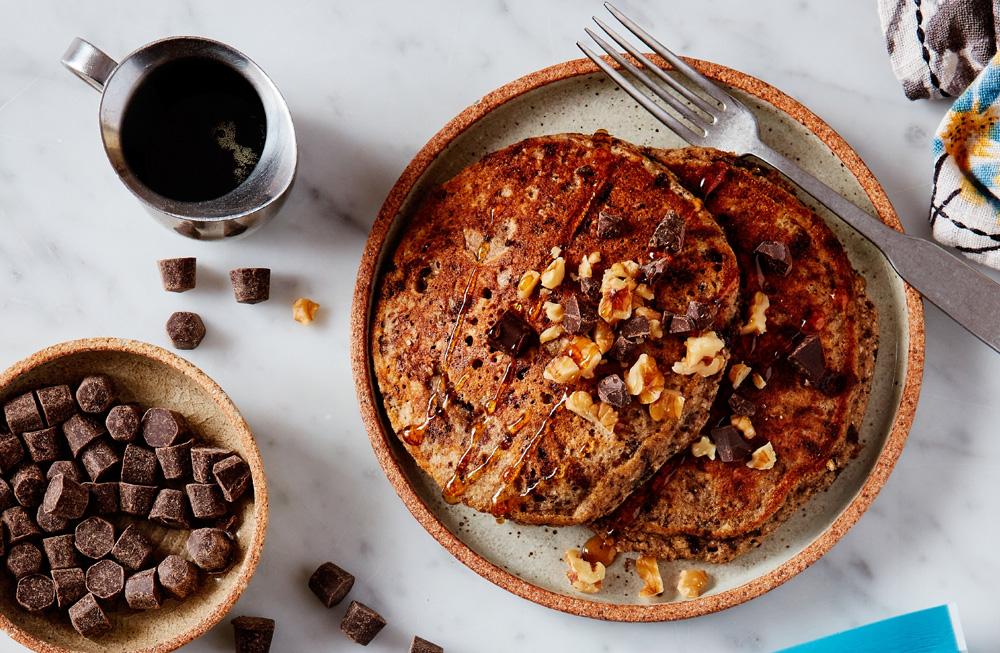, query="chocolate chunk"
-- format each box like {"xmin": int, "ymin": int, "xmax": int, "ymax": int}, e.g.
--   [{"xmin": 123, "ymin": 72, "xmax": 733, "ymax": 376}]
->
[
  {"xmin": 142, "ymin": 408, "xmax": 188, "ymax": 448},
  {"xmin": 341, "ymin": 601, "xmax": 386, "ymax": 645},
  {"xmin": 411, "ymin": 636, "xmax": 444, "ymax": 653},
  {"xmin": 728, "ymin": 393, "xmax": 756, "ymax": 417},
  {"xmin": 84, "ymin": 482, "xmax": 119, "ymax": 515},
  {"xmin": 106, "ymin": 404, "xmax": 142, "ymax": 442},
  {"xmin": 42, "ymin": 474, "xmax": 89, "ymax": 519},
  {"xmin": 596, "ymin": 210, "xmax": 624, "ymax": 239},
  {"xmin": 597, "ymin": 374, "xmax": 631, "ymax": 408},
  {"xmin": 23, "ymin": 426, "xmax": 61, "ymax": 463},
  {"xmin": 0, "ymin": 478, "xmax": 13, "ymax": 511},
  {"xmin": 158, "ymin": 257, "xmax": 197, "ymax": 293},
  {"xmin": 788, "ymin": 335, "xmax": 826, "ymax": 385},
  {"xmin": 308, "ymin": 561, "xmax": 355, "ymax": 608},
  {"xmin": 579, "ymin": 276, "xmax": 601, "ymax": 303},
  {"xmin": 119, "ymin": 483, "xmax": 157, "ymax": 516},
  {"xmin": 685, "ymin": 301, "xmax": 714, "ymax": 331},
  {"xmin": 186, "ymin": 483, "xmax": 227, "ymax": 520},
  {"xmin": 156, "ymin": 440, "xmax": 193, "ymax": 481},
  {"xmin": 668, "ymin": 313, "xmax": 695, "ymax": 335},
  {"xmin": 16, "ymin": 574, "xmax": 55, "ymax": 612},
  {"xmin": 711, "ymin": 425, "xmax": 753, "ymax": 463},
  {"xmin": 47, "ymin": 460, "xmax": 82, "ymax": 482},
  {"xmin": 36, "ymin": 385, "xmax": 75, "ymax": 426},
  {"xmin": 187, "ymin": 528, "xmax": 234, "ymax": 572},
  {"xmin": 486, "ymin": 310, "xmax": 537, "ymax": 358},
  {"xmin": 43, "ymin": 534, "xmax": 78, "ymax": 569},
  {"xmin": 649, "ymin": 211, "xmax": 685, "ymax": 252},
  {"xmin": 121, "ymin": 444, "xmax": 158, "ymax": 485},
  {"xmin": 212, "ymin": 513, "xmax": 239, "ymax": 534},
  {"xmin": 62, "ymin": 414, "xmax": 106, "ymax": 457},
  {"xmin": 111, "ymin": 524, "xmax": 153, "ymax": 571},
  {"xmin": 608, "ymin": 336, "xmax": 637, "ymax": 362},
  {"xmin": 13, "ymin": 464, "xmax": 46, "ymax": 507},
  {"xmin": 75, "ymin": 375, "xmax": 116, "ymax": 414},
  {"xmin": 754, "ymin": 240, "xmax": 792, "ymax": 276},
  {"xmin": 640, "ymin": 257, "xmax": 670, "ymax": 284},
  {"xmin": 125, "ymin": 568, "xmax": 162, "ymax": 609},
  {"xmin": 167, "ymin": 311, "xmax": 207, "ymax": 350},
  {"xmin": 232, "ymin": 616, "xmax": 275, "ymax": 653},
  {"xmin": 7, "ymin": 542, "xmax": 43, "ymax": 578},
  {"xmin": 562, "ymin": 294, "xmax": 597, "ymax": 335},
  {"xmin": 619, "ymin": 315, "xmax": 650, "ymax": 341},
  {"xmin": 4, "ymin": 393, "xmax": 43, "ymax": 434},
  {"xmin": 75, "ymin": 517, "xmax": 114, "ymax": 559},
  {"xmin": 149, "ymin": 488, "xmax": 191, "ymax": 528},
  {"xmin": 36, "ymin": 505, "xmax": 69, "ymax": 533},
  {"xmin": 87, "ymin": 559, "xmax": 125, "ymax": 600},
  {"xmin": 157, "ymin": 554, "xmax": 200, "ymax": 599},
  {"xmin": 80, "ymin": 440, "xmax": 120, "ymax": 482},
  {"xmin": 191, "ymin": 446, "xmax": 230, "ymax": 483},
  {"xmin": 230, "ymin": 268, "xmax": 271, "ymax": 304},
  {"xmin": 0, "ymin": 434, "xmax": 24, "ymax": 478},
  {"xmin": 53, "ymin": 567, "xmax": 87, "ymax": 609},
  {"xmin": 3, "ymin": 506, "xmax": 41, "ymax": 543},
  {"xmin": 212, "ymin": 455, "xmax": 251, "ymax": 502},
  {"xmin": 68, "ymin": 593, "xmax": 111, "ymax": 639}
]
